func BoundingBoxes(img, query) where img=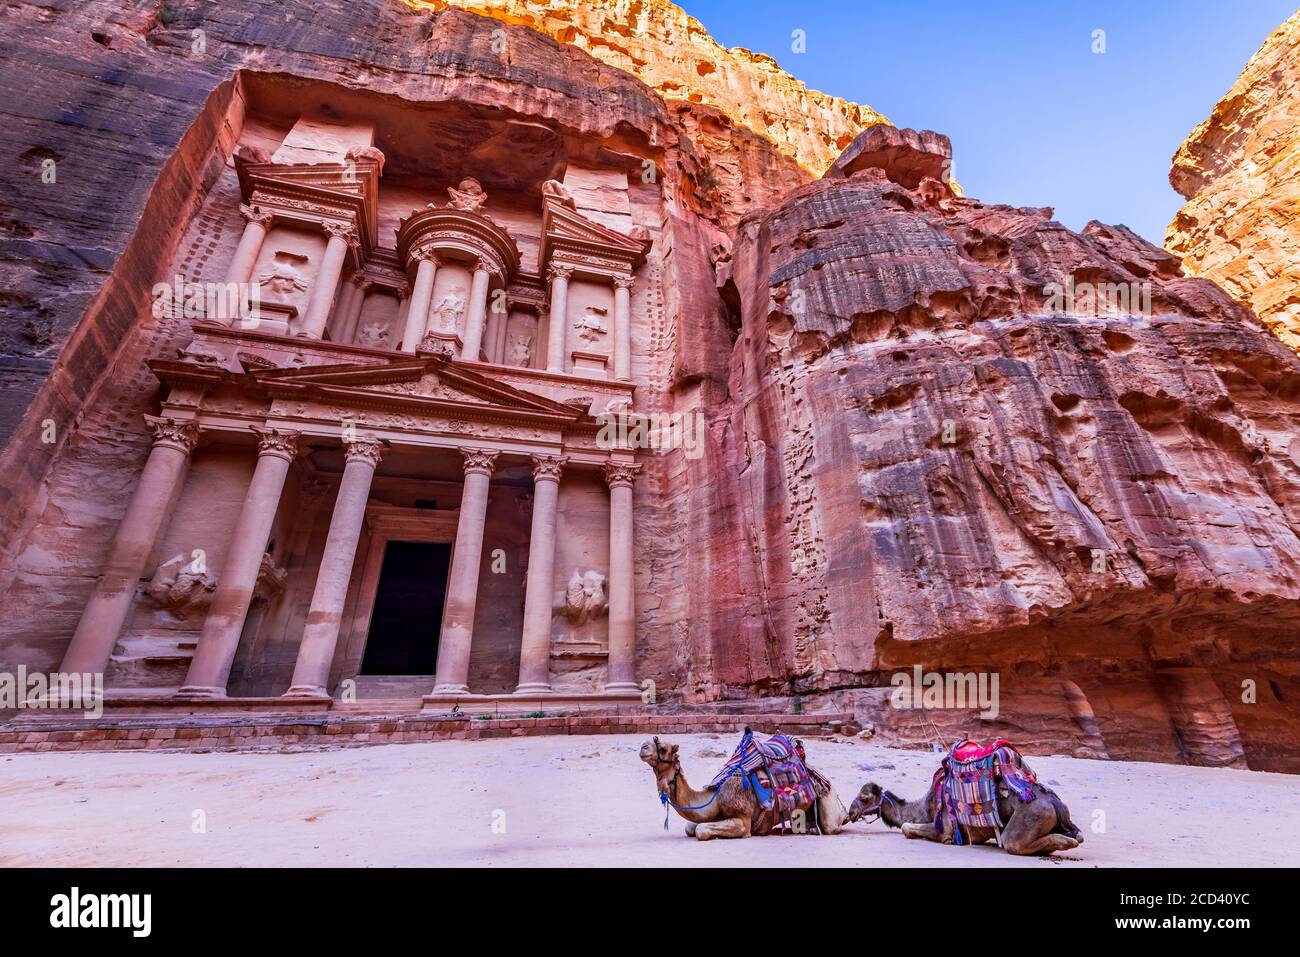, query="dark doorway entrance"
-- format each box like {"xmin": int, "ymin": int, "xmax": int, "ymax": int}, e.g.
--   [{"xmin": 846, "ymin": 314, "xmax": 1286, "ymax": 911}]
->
[{"xmin": 360, "ymin": 540, "xmax": 451, "ymax": 675}]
